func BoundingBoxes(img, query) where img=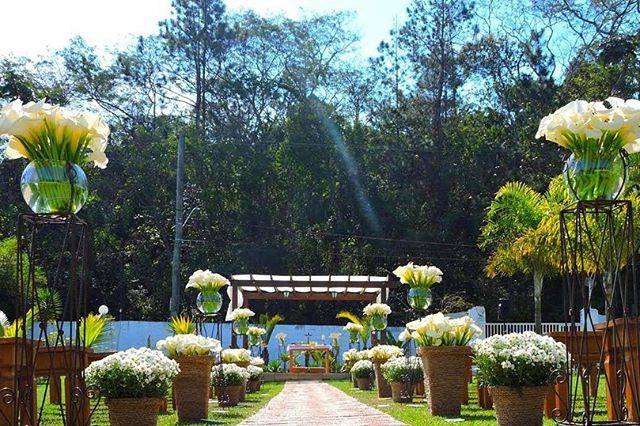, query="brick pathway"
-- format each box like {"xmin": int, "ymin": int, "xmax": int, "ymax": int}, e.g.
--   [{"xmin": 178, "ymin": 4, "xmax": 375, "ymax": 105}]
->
[{"xmin": 240, "ymin": 381, "xmax": 405, "ymax": 425}]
